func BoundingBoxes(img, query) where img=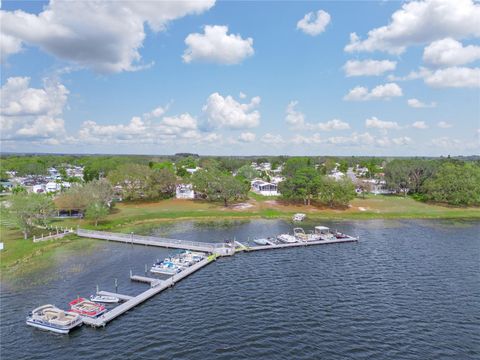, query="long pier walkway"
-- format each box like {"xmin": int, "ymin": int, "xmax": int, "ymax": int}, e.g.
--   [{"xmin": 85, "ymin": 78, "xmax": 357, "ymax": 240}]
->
[
  {"xmin": 76, "ymin": 229, "xmax": 232, "ymax": 256},
  {"xmin": 82, "ymin": 256, "xmax": 215, "ymax": 327}
]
